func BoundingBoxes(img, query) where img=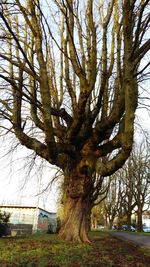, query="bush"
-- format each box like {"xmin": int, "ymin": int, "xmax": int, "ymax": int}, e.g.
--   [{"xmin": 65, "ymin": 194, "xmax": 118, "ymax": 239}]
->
[
  {"xmin": 0, "ymin": 211, "xmax": 10, "ymax": 237},
  {"xmin": 56, "ymin": 217, "xmax": 61, "ymax": 233},
  {"xmin": 47, "ymin": 223, "xmax": 54, "ymax": 234}
]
